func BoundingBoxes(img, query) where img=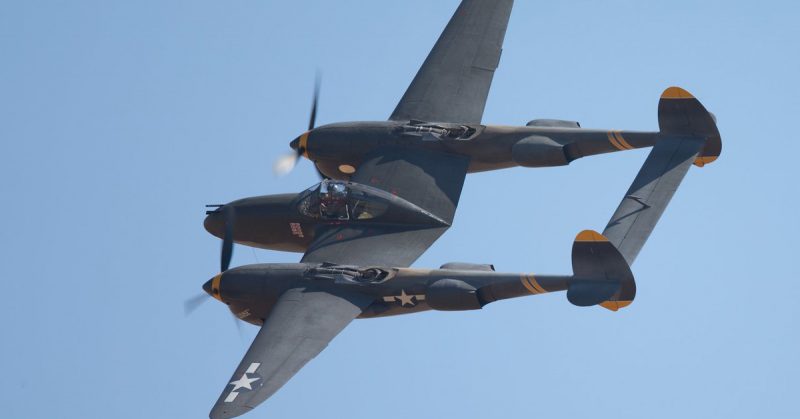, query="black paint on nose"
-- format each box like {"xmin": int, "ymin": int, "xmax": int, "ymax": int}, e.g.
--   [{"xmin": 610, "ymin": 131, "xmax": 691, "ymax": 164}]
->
[{"xmin": 202, "ymin": 278, "xmax": 213, "ymax": 296}]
